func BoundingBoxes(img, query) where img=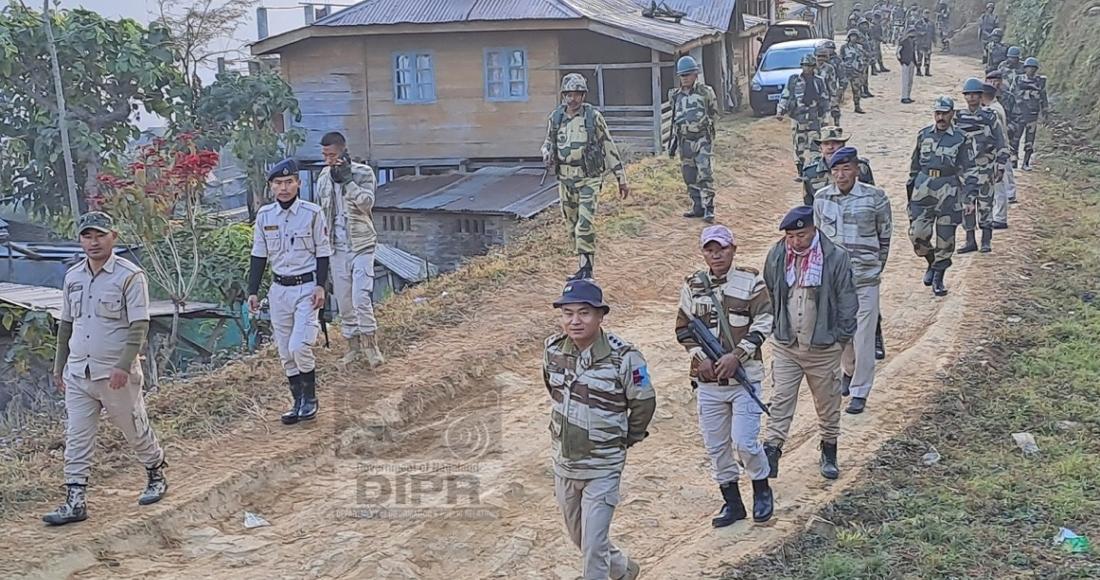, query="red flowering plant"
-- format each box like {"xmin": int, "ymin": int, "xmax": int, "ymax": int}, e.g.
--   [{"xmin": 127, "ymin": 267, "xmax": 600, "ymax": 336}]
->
[{"xmin": 96, "ymin": 133, "xmax": 220, "ymax": 359}]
